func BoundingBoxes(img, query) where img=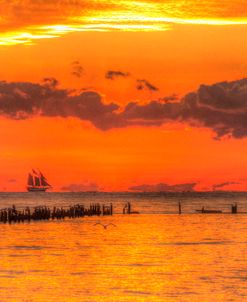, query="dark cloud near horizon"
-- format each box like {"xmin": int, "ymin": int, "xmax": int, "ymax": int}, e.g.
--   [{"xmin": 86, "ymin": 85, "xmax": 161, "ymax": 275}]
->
[
  {"xmin": 105, "ymin": 70, "xmax": 130, "ymax": 80},
  {"xmin": 212, "ymin": 181, "xmax": 239, "ymax": 190},
  {"xmin": 8, "ymin": 179, "xmax": 16, "ymax": 183},
  {"xmin": 1, "ymin": 77, "xmax": 247, "ymax": 138},
  {"xmin": 71, "ymin": 61, "xmax": 84, "ymax": 78},
  {"xmin": 136, "ymin": 79, "xmax": 159, "ymax": 92},
  {"xmin": 129, "ymin": 182, "xmax": 197, "ymax": 192},
  {"xmin": 61, "ymin": 182, "xmax": 100, "ymax": 192}
]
